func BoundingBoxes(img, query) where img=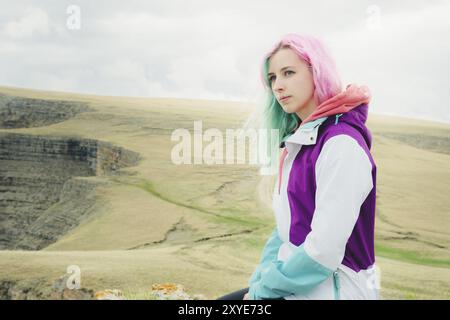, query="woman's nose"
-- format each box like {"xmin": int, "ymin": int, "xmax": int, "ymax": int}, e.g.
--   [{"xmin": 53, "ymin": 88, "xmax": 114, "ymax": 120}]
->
[{"xmin": 273, "ymin": 79, "xmax": 285, "ymax": 92}]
